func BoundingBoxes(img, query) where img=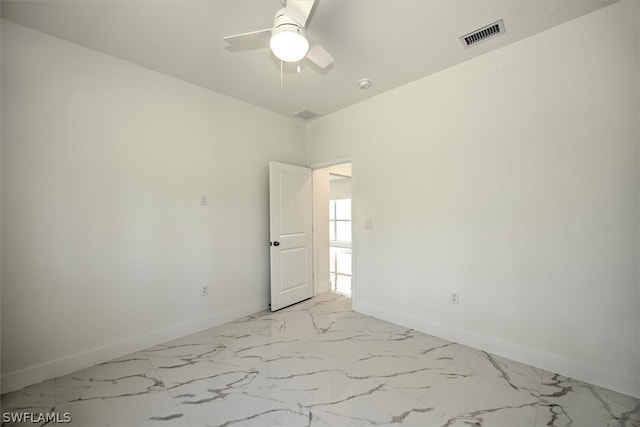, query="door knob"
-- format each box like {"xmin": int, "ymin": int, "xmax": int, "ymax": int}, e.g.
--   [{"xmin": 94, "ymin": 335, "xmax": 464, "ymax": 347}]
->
[{"xmin": 273, "ymin": 241, "xmax": 280, "ymax": 246}]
